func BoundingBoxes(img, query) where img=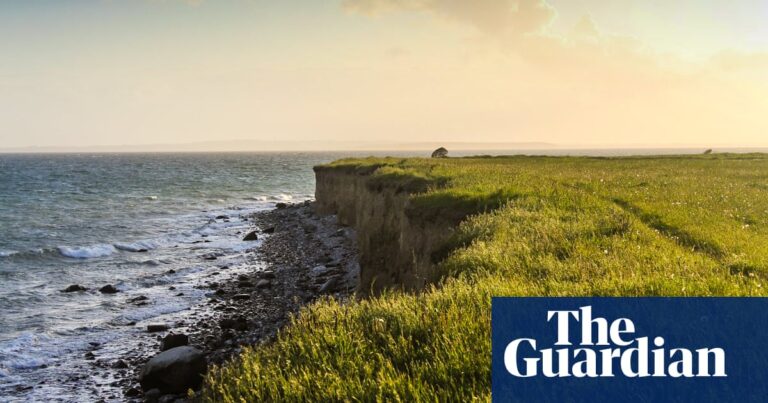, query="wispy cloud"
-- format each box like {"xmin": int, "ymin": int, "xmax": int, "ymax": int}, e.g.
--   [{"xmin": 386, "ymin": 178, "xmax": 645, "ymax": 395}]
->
[{"xmin": 342, "ymin": 0, "xmax": 555, "ymax": 36}]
